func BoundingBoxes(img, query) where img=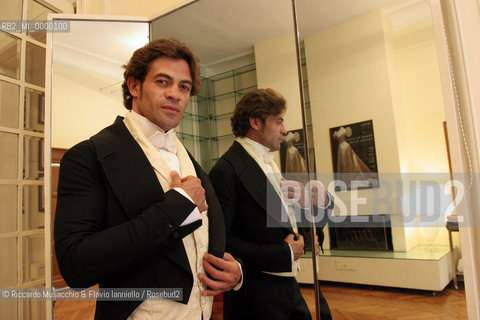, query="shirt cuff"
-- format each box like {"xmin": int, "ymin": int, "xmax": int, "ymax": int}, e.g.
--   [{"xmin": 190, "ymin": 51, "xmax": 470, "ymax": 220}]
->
[
  {"xmin": 232, "ymin": 261, "xmax": 244, "ymax": 291},
  {"xmin": 287, "ymin": 243, "xmax": 294, "ymax": 263},
  {"xmin": 173, "ymin": 187, "xmax": 202, "ymax": 226}
]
